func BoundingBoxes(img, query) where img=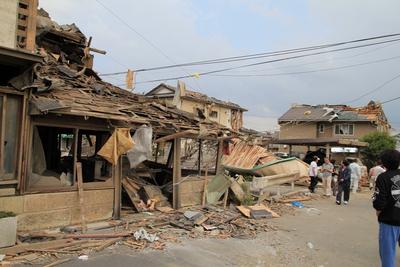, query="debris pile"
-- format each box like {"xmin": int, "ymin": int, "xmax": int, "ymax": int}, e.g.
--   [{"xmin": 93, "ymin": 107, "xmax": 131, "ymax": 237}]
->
[{"xmin": 0, "ymin": 202, "xmax": 290, "ymax": 266}]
